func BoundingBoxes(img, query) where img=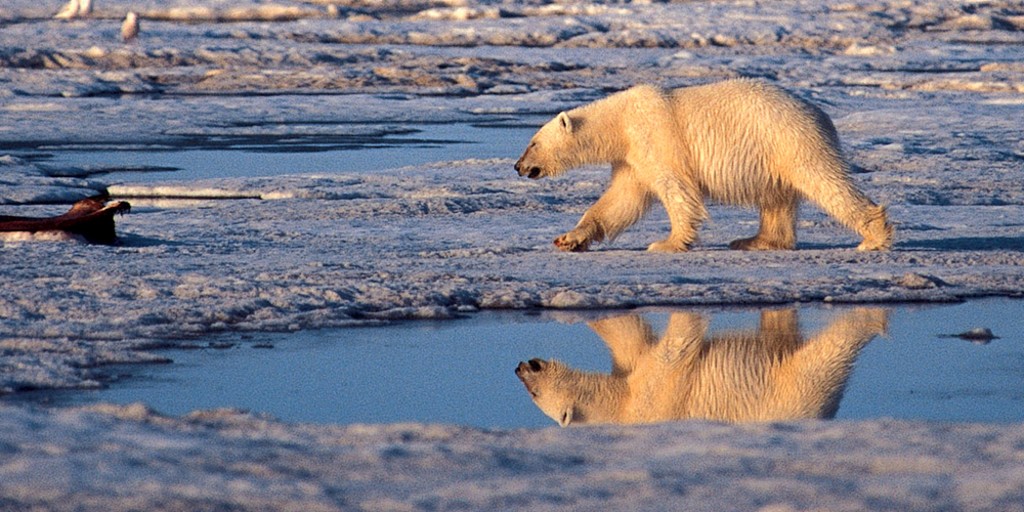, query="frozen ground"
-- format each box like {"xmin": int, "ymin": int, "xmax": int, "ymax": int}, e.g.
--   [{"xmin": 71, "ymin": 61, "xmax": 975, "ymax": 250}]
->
[
  {"xmin": 2, "ymin": 0, "xmax": 1024, "ymax": 510},
  {"xmin": 3, "ymin": 403, "xmax": 1024, "ymax": 511}
]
